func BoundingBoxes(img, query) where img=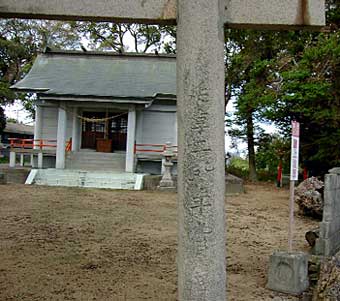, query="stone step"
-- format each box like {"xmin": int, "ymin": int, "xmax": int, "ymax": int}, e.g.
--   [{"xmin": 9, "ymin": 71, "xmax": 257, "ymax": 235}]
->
[
  {"xmin": 67, "ymin": 152, "xmax": 126, "ymax": 159},
  {"xmin": 66, "ymin": 159, "xmax": 125, "ymax": 164},
  {"xmin": 66, "ymin": 163, "xmax": 125, "ymax": 168},
  {"xmin": 66, "ymin": 157, "xmax": 125, "ymax": 162},
  {"xmin": 66, "ymin": 166, "xmax": 125, "ymax": 170},
  {"xmin": 29, "ymin": 169, "xmax": 143, "ymax": 190},
  {"xmin": 65, "ymin": 151, "xmax": 126, "ymax": 172}
]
